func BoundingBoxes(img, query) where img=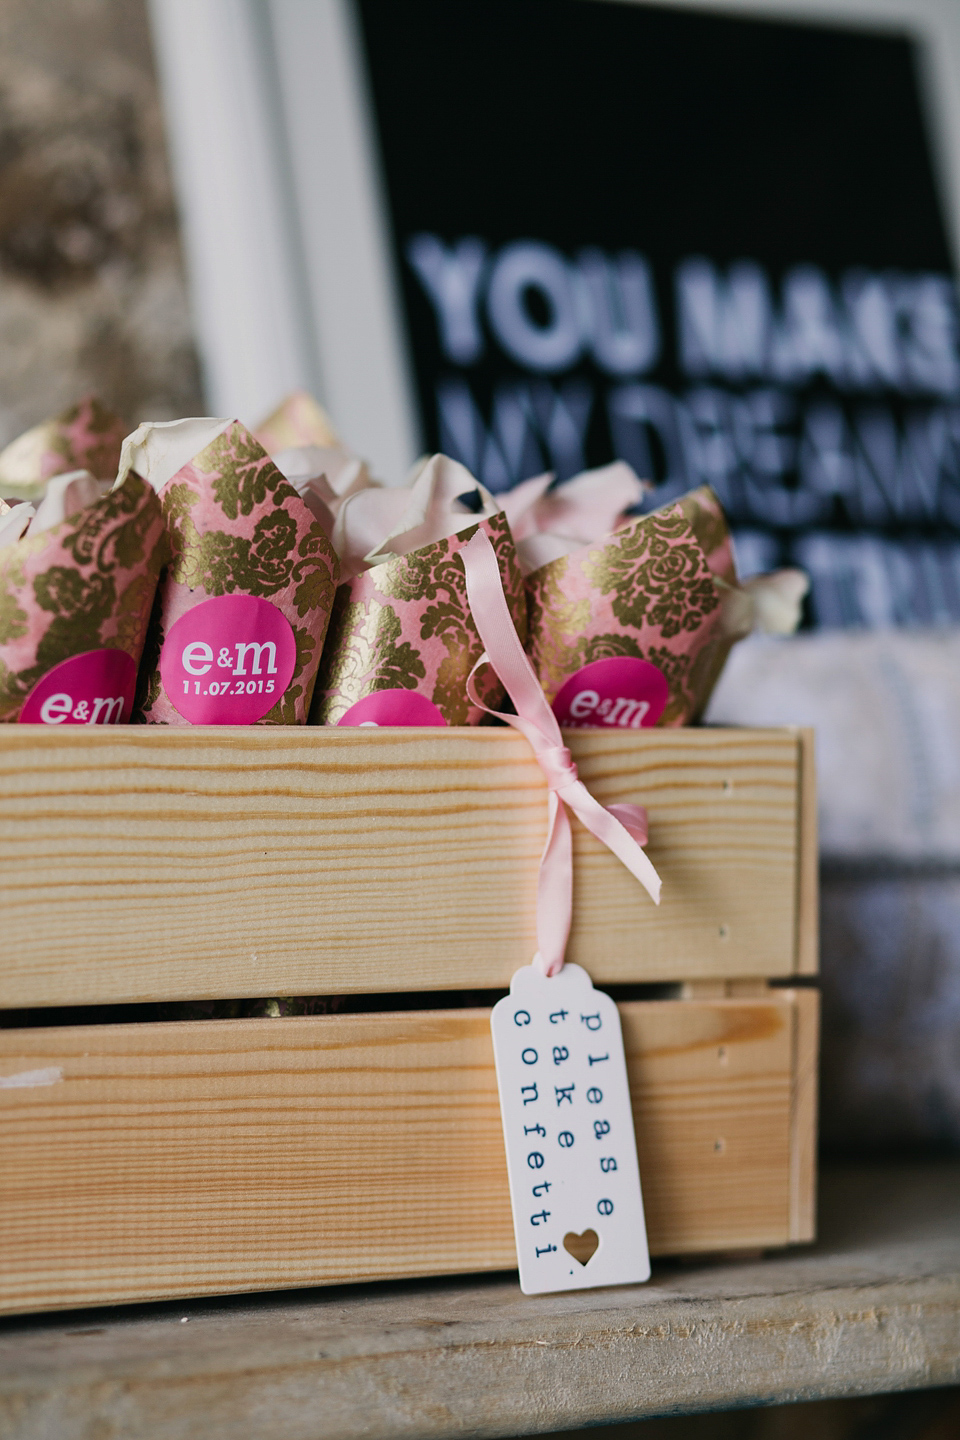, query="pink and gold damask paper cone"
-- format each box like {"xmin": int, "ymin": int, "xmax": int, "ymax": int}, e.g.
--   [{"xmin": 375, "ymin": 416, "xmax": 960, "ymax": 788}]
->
[
  {"xmin": 0, "ymin": 396, "xmax": 127, "ymax": 502},
  {"xmin": 0, "ymin": 472, "xmax": 165, "ymax": 722},
  {"xmin": 524, "ymin": 495, "xmax": 727, "ymax": 728},
  {"xmin": 311, "ymin": 509, "xmax": 527, "ymax": 726},
  {"xmin": 674, "ymin": 483, "xmax": 808, "ymax": 698},
  {"xmin": 123, "ymin": 418, "xmax": 339, "ymax": 726},
  {"xmin": 674, "ymin": 484, "xmax": 746, "ymax": 708},
  {"xmin": 677, "ymin": 485, "xmax": 736, "ymax": 588}
]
